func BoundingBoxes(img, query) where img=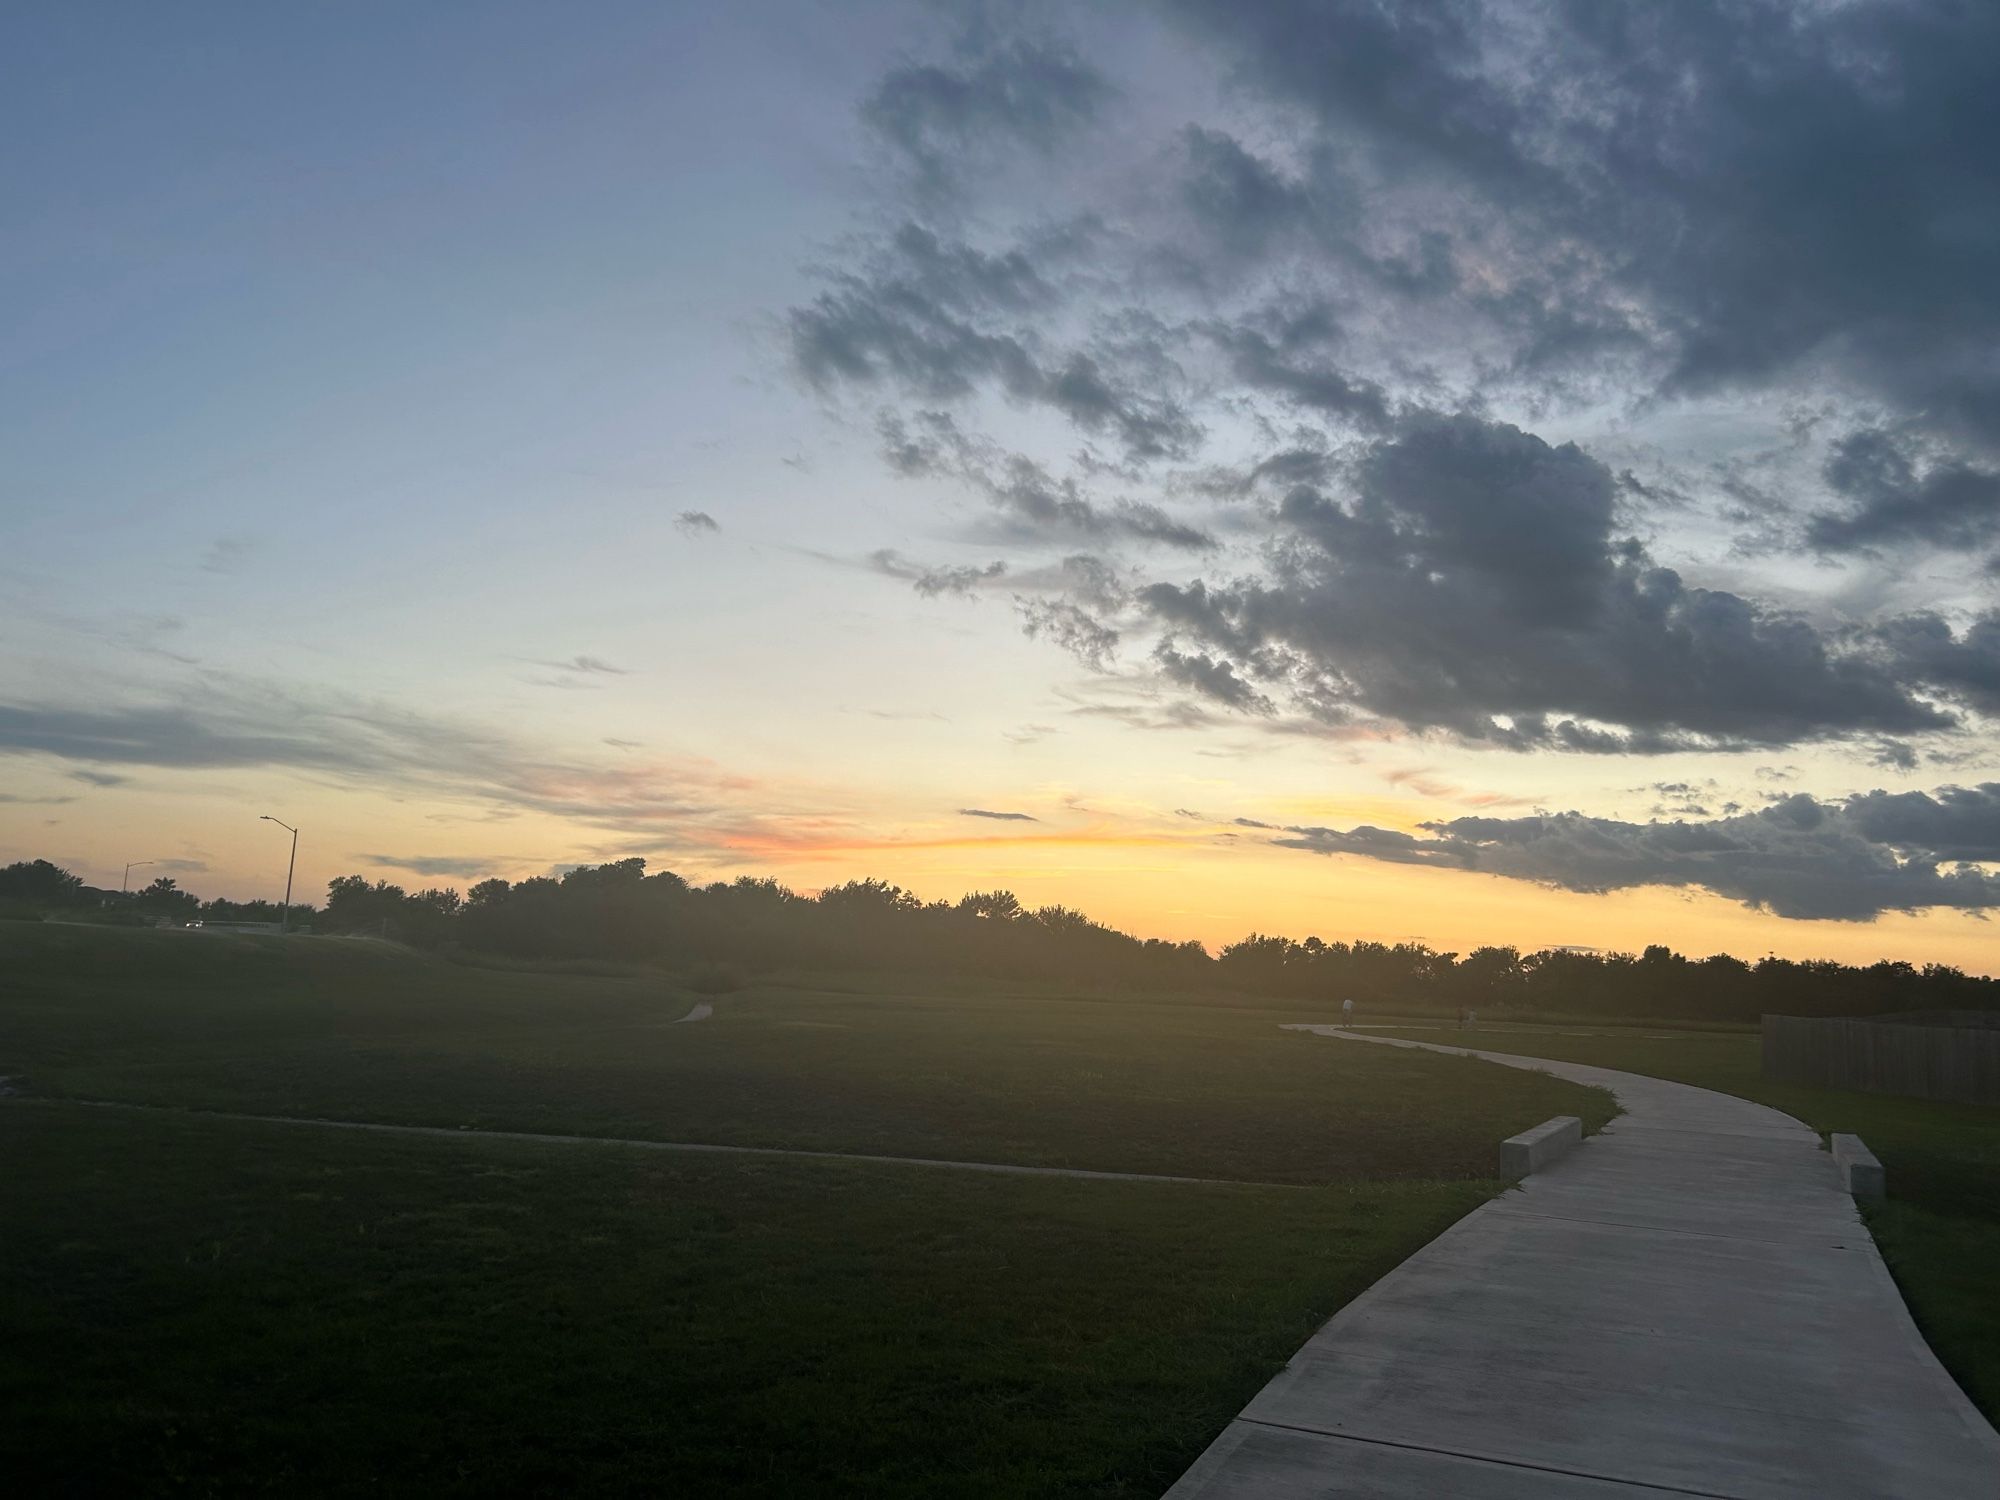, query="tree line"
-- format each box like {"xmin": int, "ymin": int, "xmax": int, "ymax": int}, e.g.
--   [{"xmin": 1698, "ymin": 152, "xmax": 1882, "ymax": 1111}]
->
[
  {"xmin": 0, "ymin": 857, "xmax": 315, "ymax": 928},
  {"xmin": 4, "ymin": 854, "xmax": 1993, "ymax": 1022}
]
